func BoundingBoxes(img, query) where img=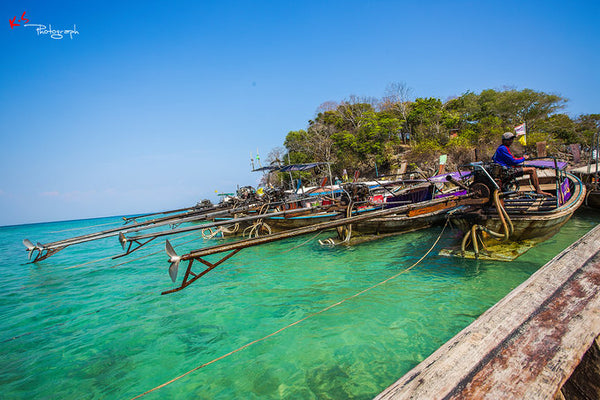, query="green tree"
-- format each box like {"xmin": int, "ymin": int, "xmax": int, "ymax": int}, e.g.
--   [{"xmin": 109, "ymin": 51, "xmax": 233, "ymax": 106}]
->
[
  {"xmin": 536, "ymin": 114, "xmax": 578, "ymax": 143},
  {"xmin": 575, "ymin": 114, "xmax": 600, "ymax": 146},
  {"xmin": 283, "ymin": 130, "xmax": 313, "ymax": 164}
]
